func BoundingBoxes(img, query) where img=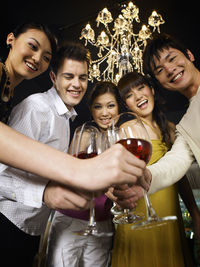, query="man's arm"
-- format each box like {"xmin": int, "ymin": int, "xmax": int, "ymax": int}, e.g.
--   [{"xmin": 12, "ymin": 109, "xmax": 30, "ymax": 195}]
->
[{"xmin": 148, "ymin": 134, "xmax": 194, "ymax": 194}]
